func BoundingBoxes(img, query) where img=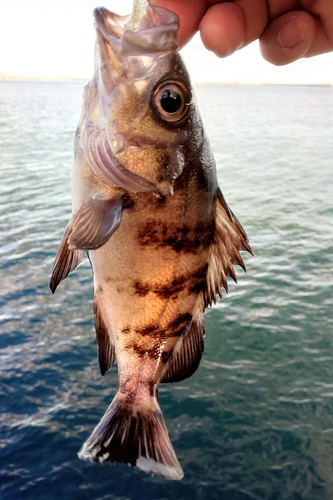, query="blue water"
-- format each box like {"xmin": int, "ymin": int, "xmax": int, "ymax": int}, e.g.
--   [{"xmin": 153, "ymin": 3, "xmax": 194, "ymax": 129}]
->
[{"xmin": 0, "ymin": 80, "xmax": 333, "ymax": 500}]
